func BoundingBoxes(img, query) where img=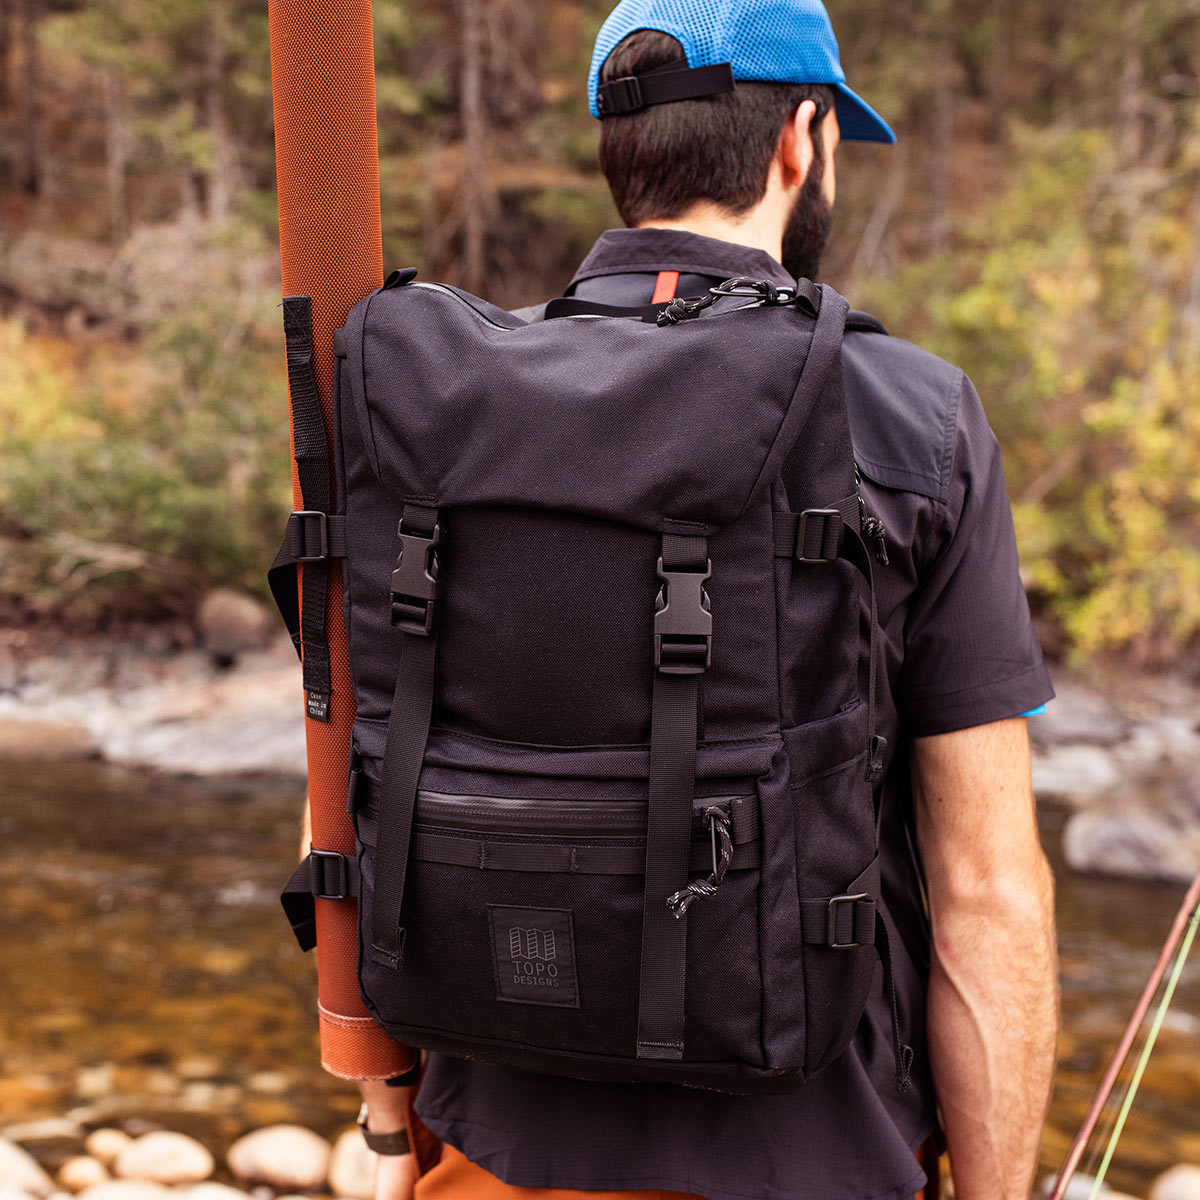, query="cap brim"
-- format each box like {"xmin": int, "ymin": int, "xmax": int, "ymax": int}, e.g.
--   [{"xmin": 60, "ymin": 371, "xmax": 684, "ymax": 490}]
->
[{"xmin": 832, "ymin": 82, "xmax": 895, "ymax": 144}]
